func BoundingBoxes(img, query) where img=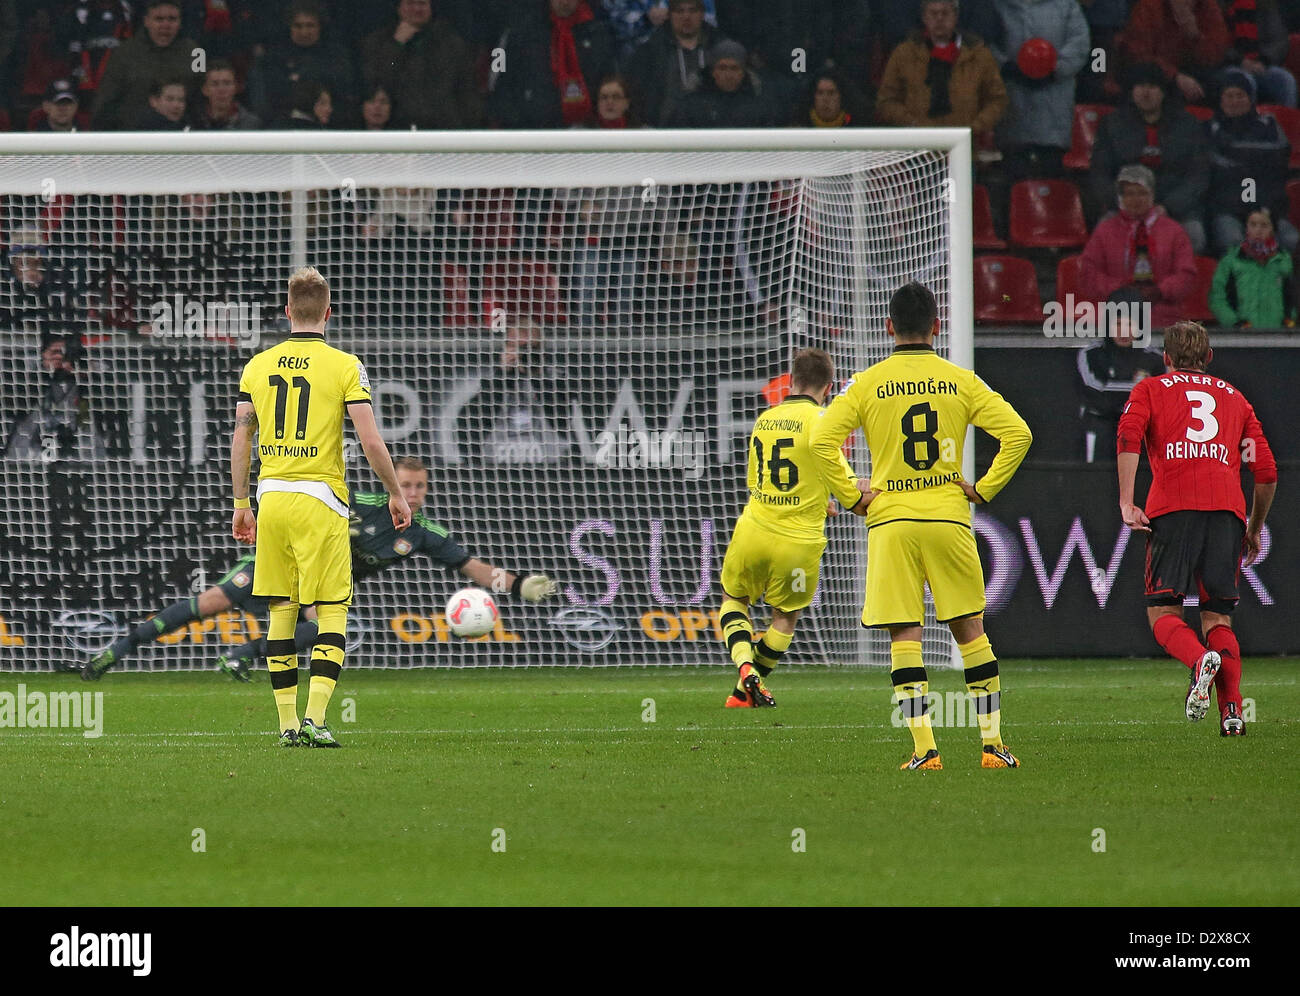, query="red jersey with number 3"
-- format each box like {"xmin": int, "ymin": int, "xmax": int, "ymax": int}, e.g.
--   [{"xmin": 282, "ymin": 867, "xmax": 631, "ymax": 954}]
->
[{"xmin": 1117, "ymin": 369, "xmax": 1277, "ymax": 523}]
